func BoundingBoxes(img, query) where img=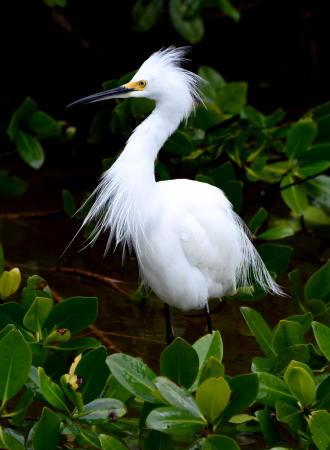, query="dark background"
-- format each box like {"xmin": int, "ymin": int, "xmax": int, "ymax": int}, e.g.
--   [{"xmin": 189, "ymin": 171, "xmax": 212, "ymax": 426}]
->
[{"xmin": 2, "ymin": 0, "xmax": 329, "ymax": 120}]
